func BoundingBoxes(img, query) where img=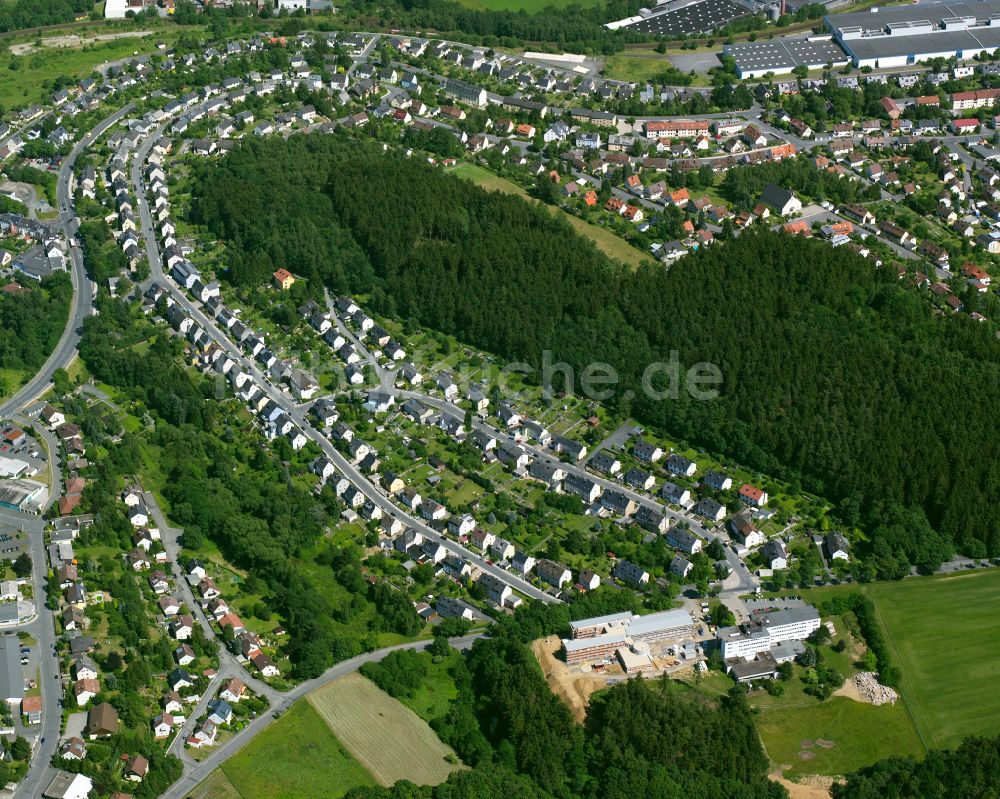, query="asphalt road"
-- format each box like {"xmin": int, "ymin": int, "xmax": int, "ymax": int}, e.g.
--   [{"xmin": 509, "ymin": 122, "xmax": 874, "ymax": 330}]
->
[
  {"xmin": 0, "ymin": 103, "xmax": 133, "ymax": 421},
  {"xmin": 9, "ymin": 104, "xmax": 137, "ymax": 799},
  {"xmin": 158, "ymin": 633, "xmax": 482, "ymax": 799},
  {"xmin": 398, "ymin": 390, "xmax": 757, "ymax": 595},
  {"xmin": 130, "ymin": 110, "xmax": 563, "ymax": 610}
]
